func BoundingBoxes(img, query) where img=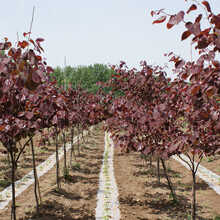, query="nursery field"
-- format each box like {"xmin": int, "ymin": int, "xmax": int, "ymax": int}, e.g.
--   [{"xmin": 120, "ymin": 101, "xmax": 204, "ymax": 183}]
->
[
  {"xmin": 114, "ymin": 148, "xmax": 220, "ymax": 220},
  {"xmin": 0, "ymin": 126, "xmax": 220, "ymax": 220},
  {"xmin": 0, "ymin": 1, "xmax": 219, "ymax": 220},
  {"xmin": 0, "ymin": 127, "xmax": 104, "ymax": 220}
]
